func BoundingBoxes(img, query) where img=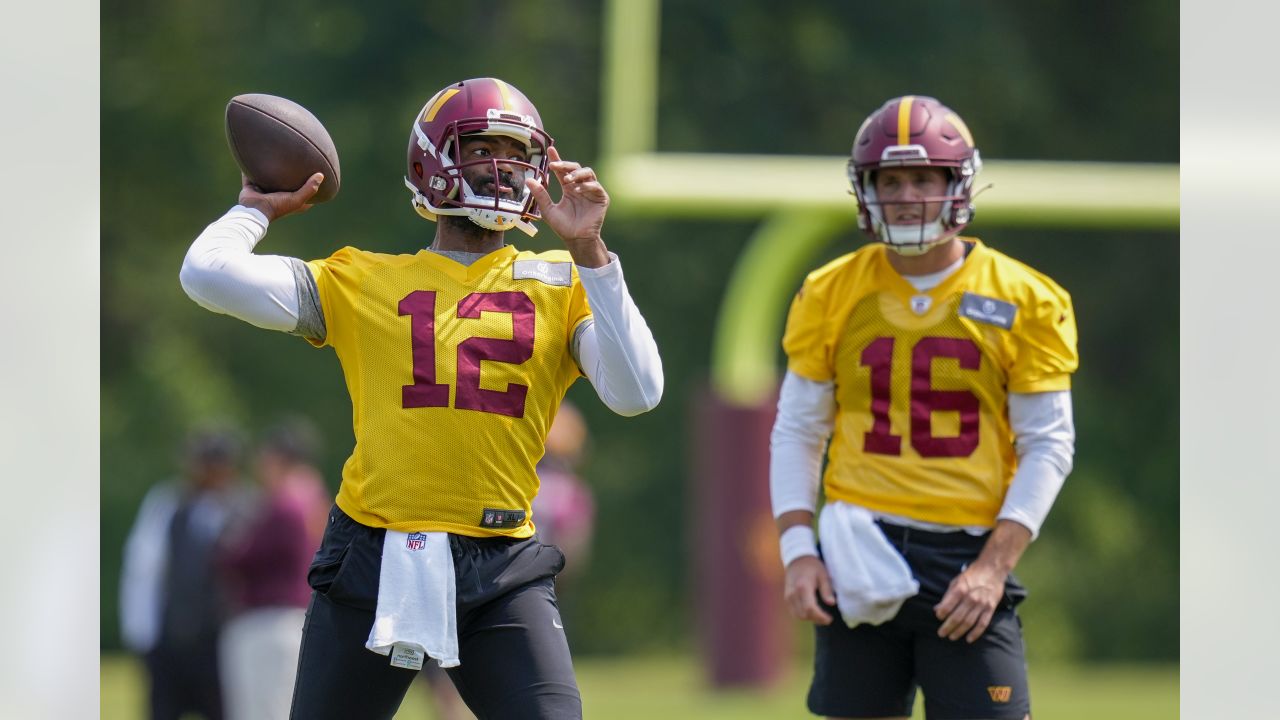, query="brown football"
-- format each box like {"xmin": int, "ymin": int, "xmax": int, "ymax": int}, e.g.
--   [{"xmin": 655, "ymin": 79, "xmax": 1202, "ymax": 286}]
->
[{"xmin": 225, "ymin": 93, "xmax": 341, "ymax": 203}]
